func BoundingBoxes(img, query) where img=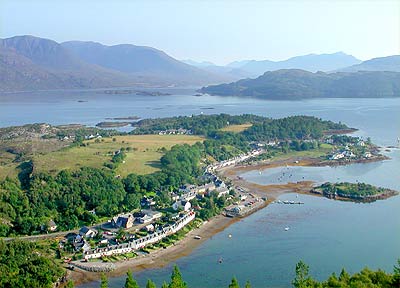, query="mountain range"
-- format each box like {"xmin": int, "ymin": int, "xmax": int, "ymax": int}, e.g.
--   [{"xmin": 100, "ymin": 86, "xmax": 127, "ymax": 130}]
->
[
  {"xmin": 200, "ymin": 69, "xmax": 400, "ymax": 100},
  {"xmin": 337, "ymin": 55, "xmax": 400, "ymax": 72},
  {"xmin": 0, "ymin": 35, "xmax": 399, "ymax": 92},
  {"xmin": 230, "ymin": 52, "xmax": 362, "ymax": 77},
  {"xmin": 183, "ymin": 52, "xmax": 400, "ymax": 81},
  {"xmin": 0, "ymin": 35, "xmax": 228, "ymax": 91},
  {"xmin": 183, "ymin": 52, "xmax": 363, "ymax": 78}
]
